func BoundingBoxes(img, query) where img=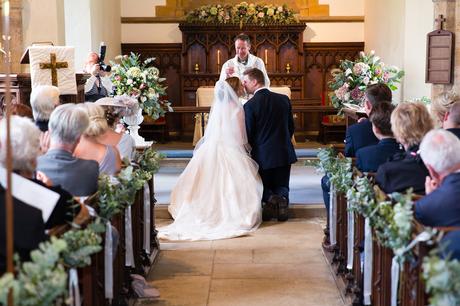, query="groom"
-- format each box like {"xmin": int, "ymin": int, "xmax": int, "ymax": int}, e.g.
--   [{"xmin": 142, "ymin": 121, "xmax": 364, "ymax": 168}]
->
[{"xmin": 242, "ymin": 68, "xmax": 297, "ymax": 221}]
